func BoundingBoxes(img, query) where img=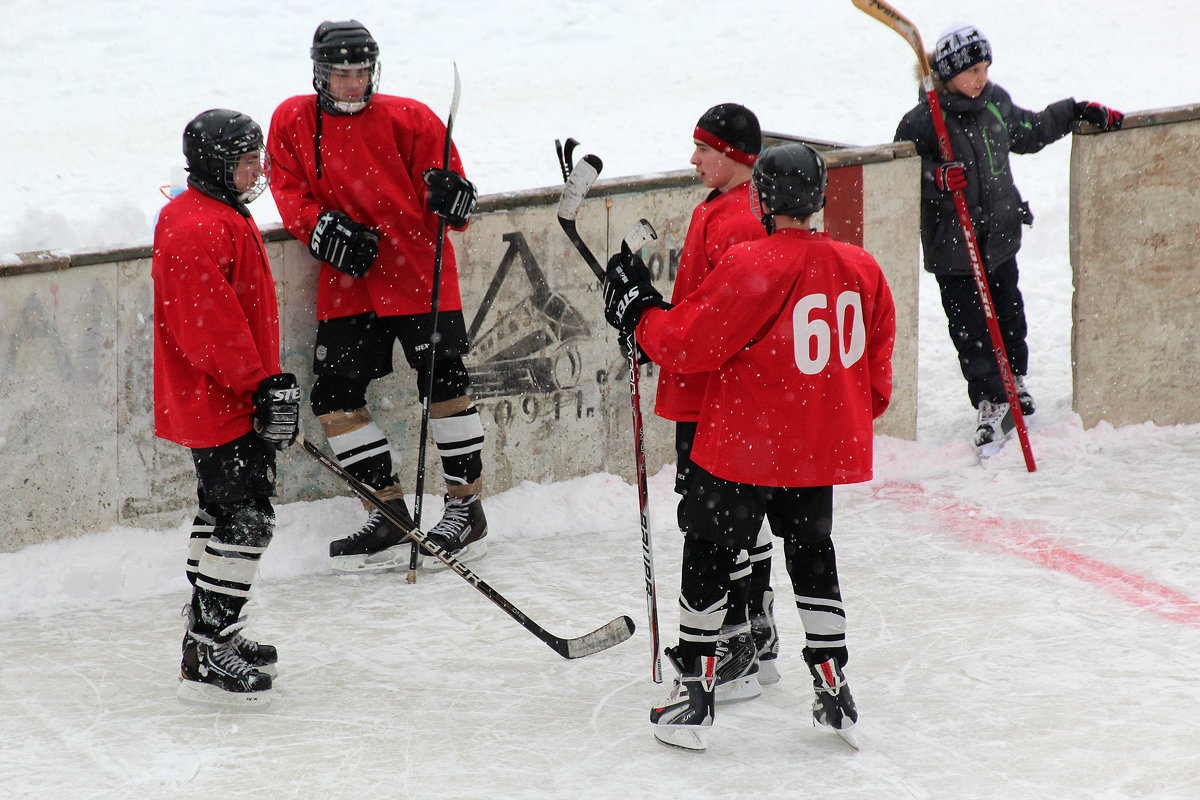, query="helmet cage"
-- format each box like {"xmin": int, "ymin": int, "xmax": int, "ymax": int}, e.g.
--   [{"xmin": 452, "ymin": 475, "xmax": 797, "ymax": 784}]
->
[{"xmin": 313, "ymin": 60, "xmax": 380, "ymax": 114}]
